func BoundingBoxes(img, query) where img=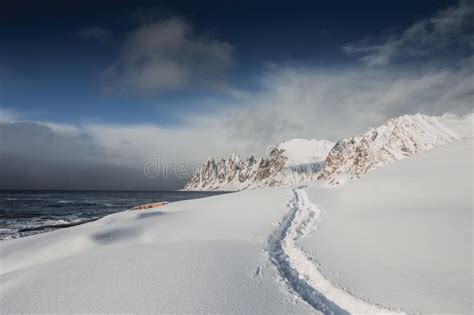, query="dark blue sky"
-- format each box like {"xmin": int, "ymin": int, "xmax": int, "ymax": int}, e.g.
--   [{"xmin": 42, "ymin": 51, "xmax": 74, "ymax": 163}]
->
[{"xmin": 0, "ymin": 0, "xmax": 455, "ymax": 125}]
